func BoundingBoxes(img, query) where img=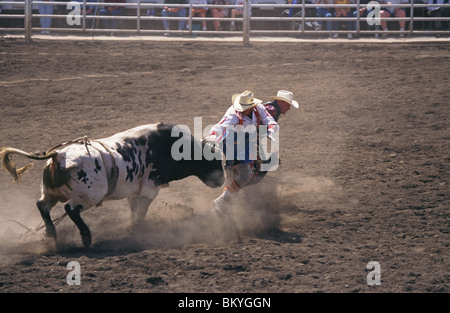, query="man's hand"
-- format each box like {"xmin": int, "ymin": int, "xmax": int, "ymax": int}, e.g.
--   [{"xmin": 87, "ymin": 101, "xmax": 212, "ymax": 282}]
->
[
  {"xmin": 267, "ymin": 129, "xmax": 276, "ymax": 142},
  {"xmin": 204, "ymin": 135, "xmax": 217, "ymax": 144}
]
